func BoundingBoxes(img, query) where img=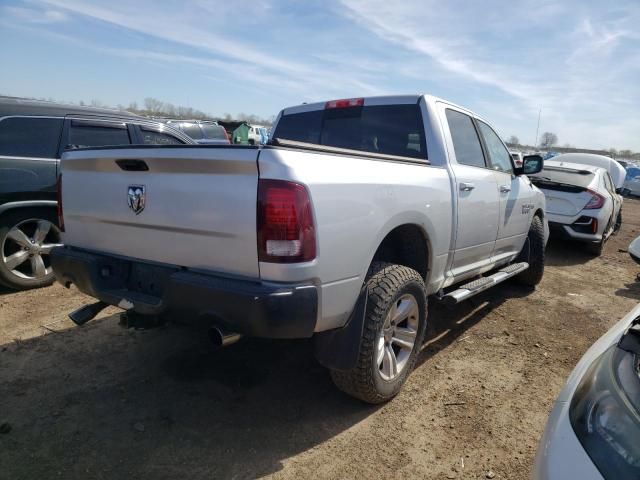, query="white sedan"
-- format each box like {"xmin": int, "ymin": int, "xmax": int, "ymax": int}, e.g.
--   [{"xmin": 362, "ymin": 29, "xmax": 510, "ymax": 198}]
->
[
  {"xmin": 529, "ymin": 160, "xmax": 623, "ymax": 255},
  {"xmin": 533, "ymin": 302, "xmax": 640, "ymax": 479}
]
